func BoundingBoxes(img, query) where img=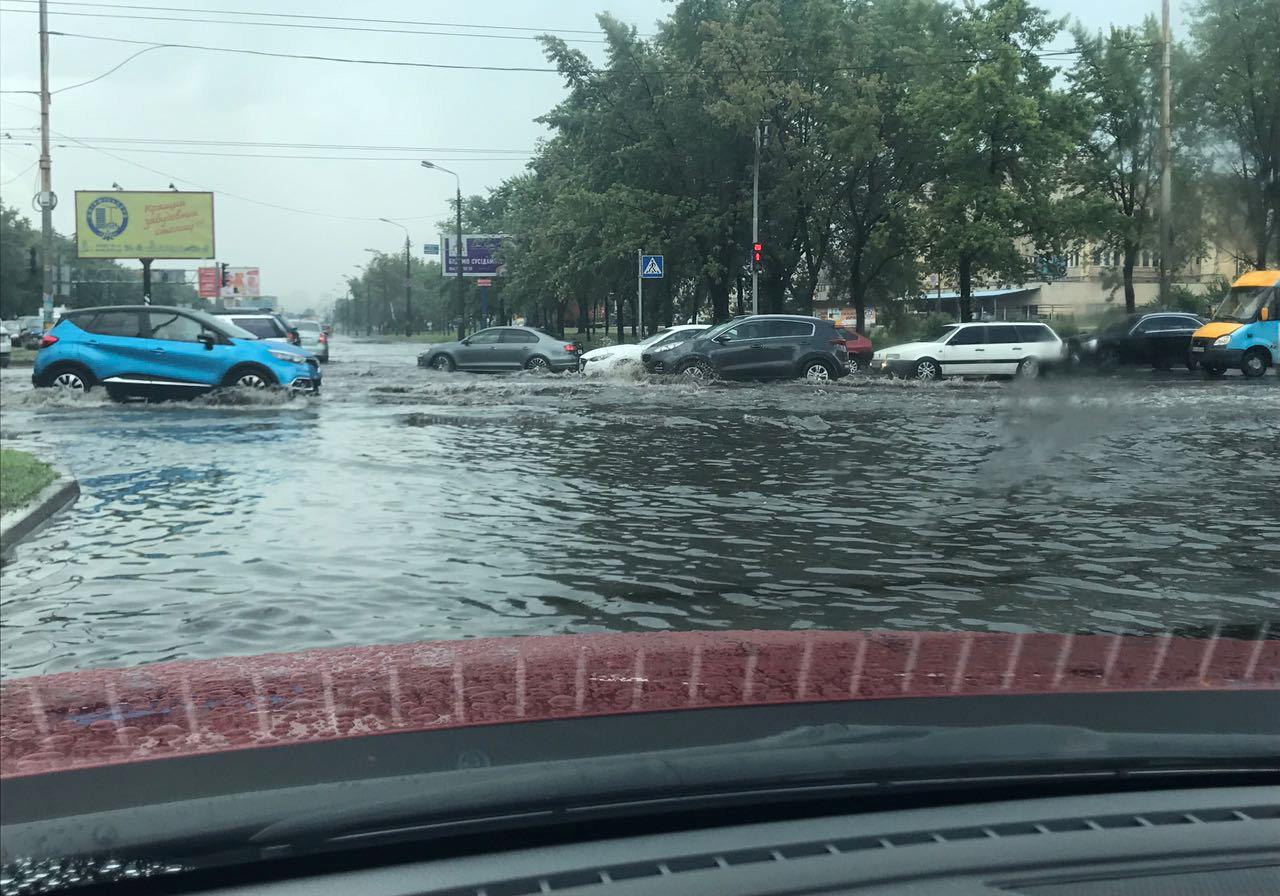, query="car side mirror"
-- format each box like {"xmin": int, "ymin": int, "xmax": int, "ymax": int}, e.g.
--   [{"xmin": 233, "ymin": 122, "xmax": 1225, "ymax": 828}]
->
[
  {"xmin": 713, "ymin": 334, "xmax": 730, "ymax": 344},
  {"xmin": 198, "ymin": 332, "xmax": 215, "ymax": 350},
  {"xmin": 460, "ymin": 338, "xmax": 471, "ymax": 346}
]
